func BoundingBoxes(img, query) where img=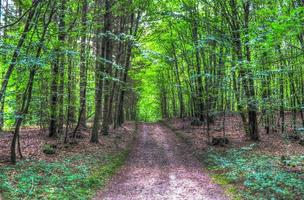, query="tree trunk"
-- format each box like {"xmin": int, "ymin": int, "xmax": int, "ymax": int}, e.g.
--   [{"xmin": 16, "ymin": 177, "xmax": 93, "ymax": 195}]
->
[
  {"xmin": 65, "ymin": 37, "xmax": 77, "ymax": 143},
  {"xmin": 244, "ymin": 0, "xmax": 259, "ymax": 140},
  {"xmin": 11, "ymin": 4, "xmax": 54, "ymax": 163},
  {"xmin": 91, "ymin": 0, "xmax": 106, "ymax": 143},
  {"xmin": 57, "ymin": 0, "xmax": 67, "ymax": 136},
  {"xmin": 101, "ymin": 0, "xmax": 114, "ymax": 136},
  {"xmin": 49, "ymin": 57, "xmax": 59, "ymax": 137},
  {"xmin": 117, "ymin": 12, "xmax": 140, "ymax": 127},
  {"xmin": 192, "ymin": 13, "xmax": 204, "ymax": 121},
  {"xmin": 171, "ymin": 42, "xmax": 185, "ymax": 118},
  {"xmin": 79, "ymin": 0, "xmax": 88, "ymax": 129},
  {"xmin": 0, "ymin": 1, "xmax": 39, "ymax": 104}
]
